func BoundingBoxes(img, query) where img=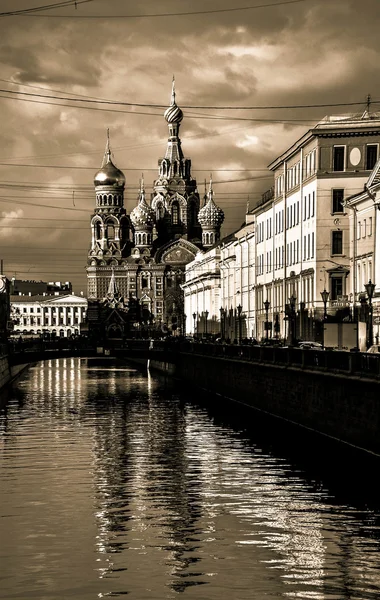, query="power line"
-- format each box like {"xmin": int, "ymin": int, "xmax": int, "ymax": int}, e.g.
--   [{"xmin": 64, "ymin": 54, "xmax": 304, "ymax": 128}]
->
[
  {"xmin": 0, "ymin": 86, "xmax": 376, "ymax": 112},
  {"xmin": 0, "ymin": 162, "xmax": 271, "ymax": 172},
  {"xmin": 5, "ymin": 0, "xmax": 308, "ymax": 19},
  {"xmin": 0, "ymin": 0, "xmax": 93, "ymax": 17}
]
